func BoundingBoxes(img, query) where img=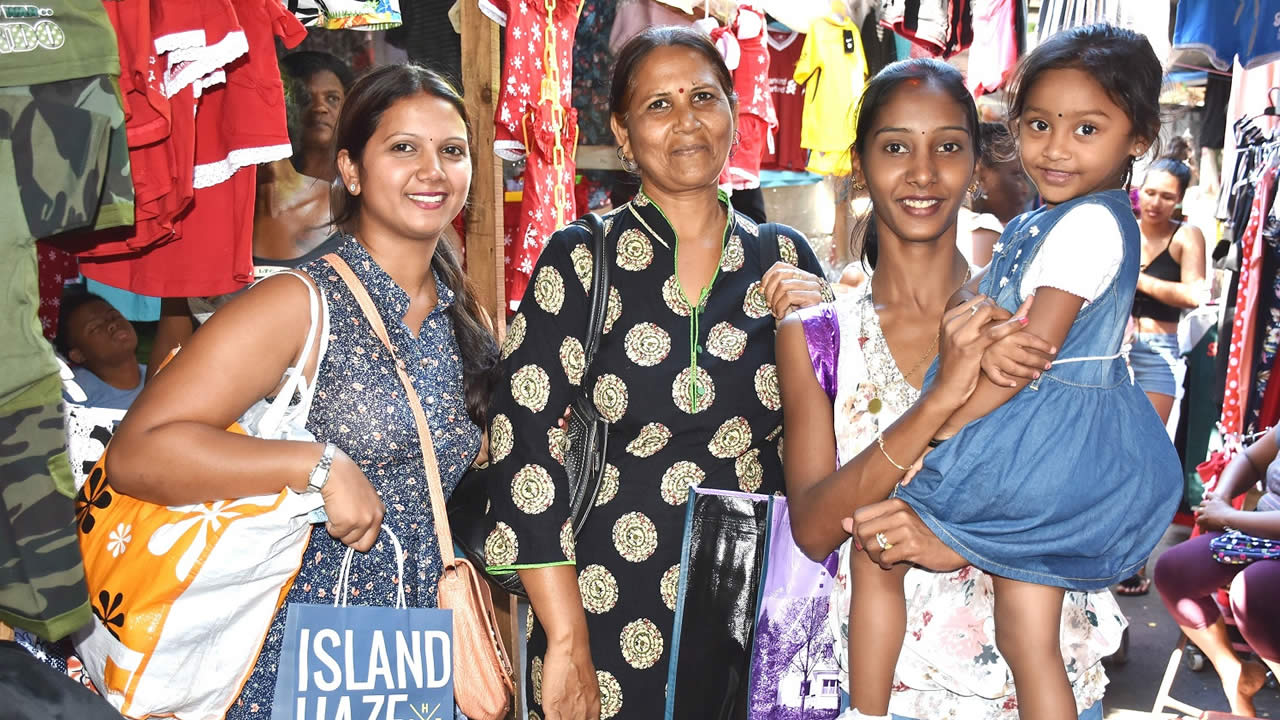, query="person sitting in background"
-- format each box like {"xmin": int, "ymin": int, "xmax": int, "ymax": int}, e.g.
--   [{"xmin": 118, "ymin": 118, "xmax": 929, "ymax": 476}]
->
[
  {"xmin": 147, "ymin": 67, "xmax": 343, "ymax": 376},
  {"xmin": 1153, "ymin": 425, "xmax": 1280, "ymax": 716},
  {"xmin": 958, "ymin": 122, "xmax": 1032, "ymax": 267},
  {"xmin": 56, "ymin": 291, "xmax": 145, "ymax": 410},
  {"xmin": 279, "ymin": 50, "xmax": 352, "ymax": 183}
]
